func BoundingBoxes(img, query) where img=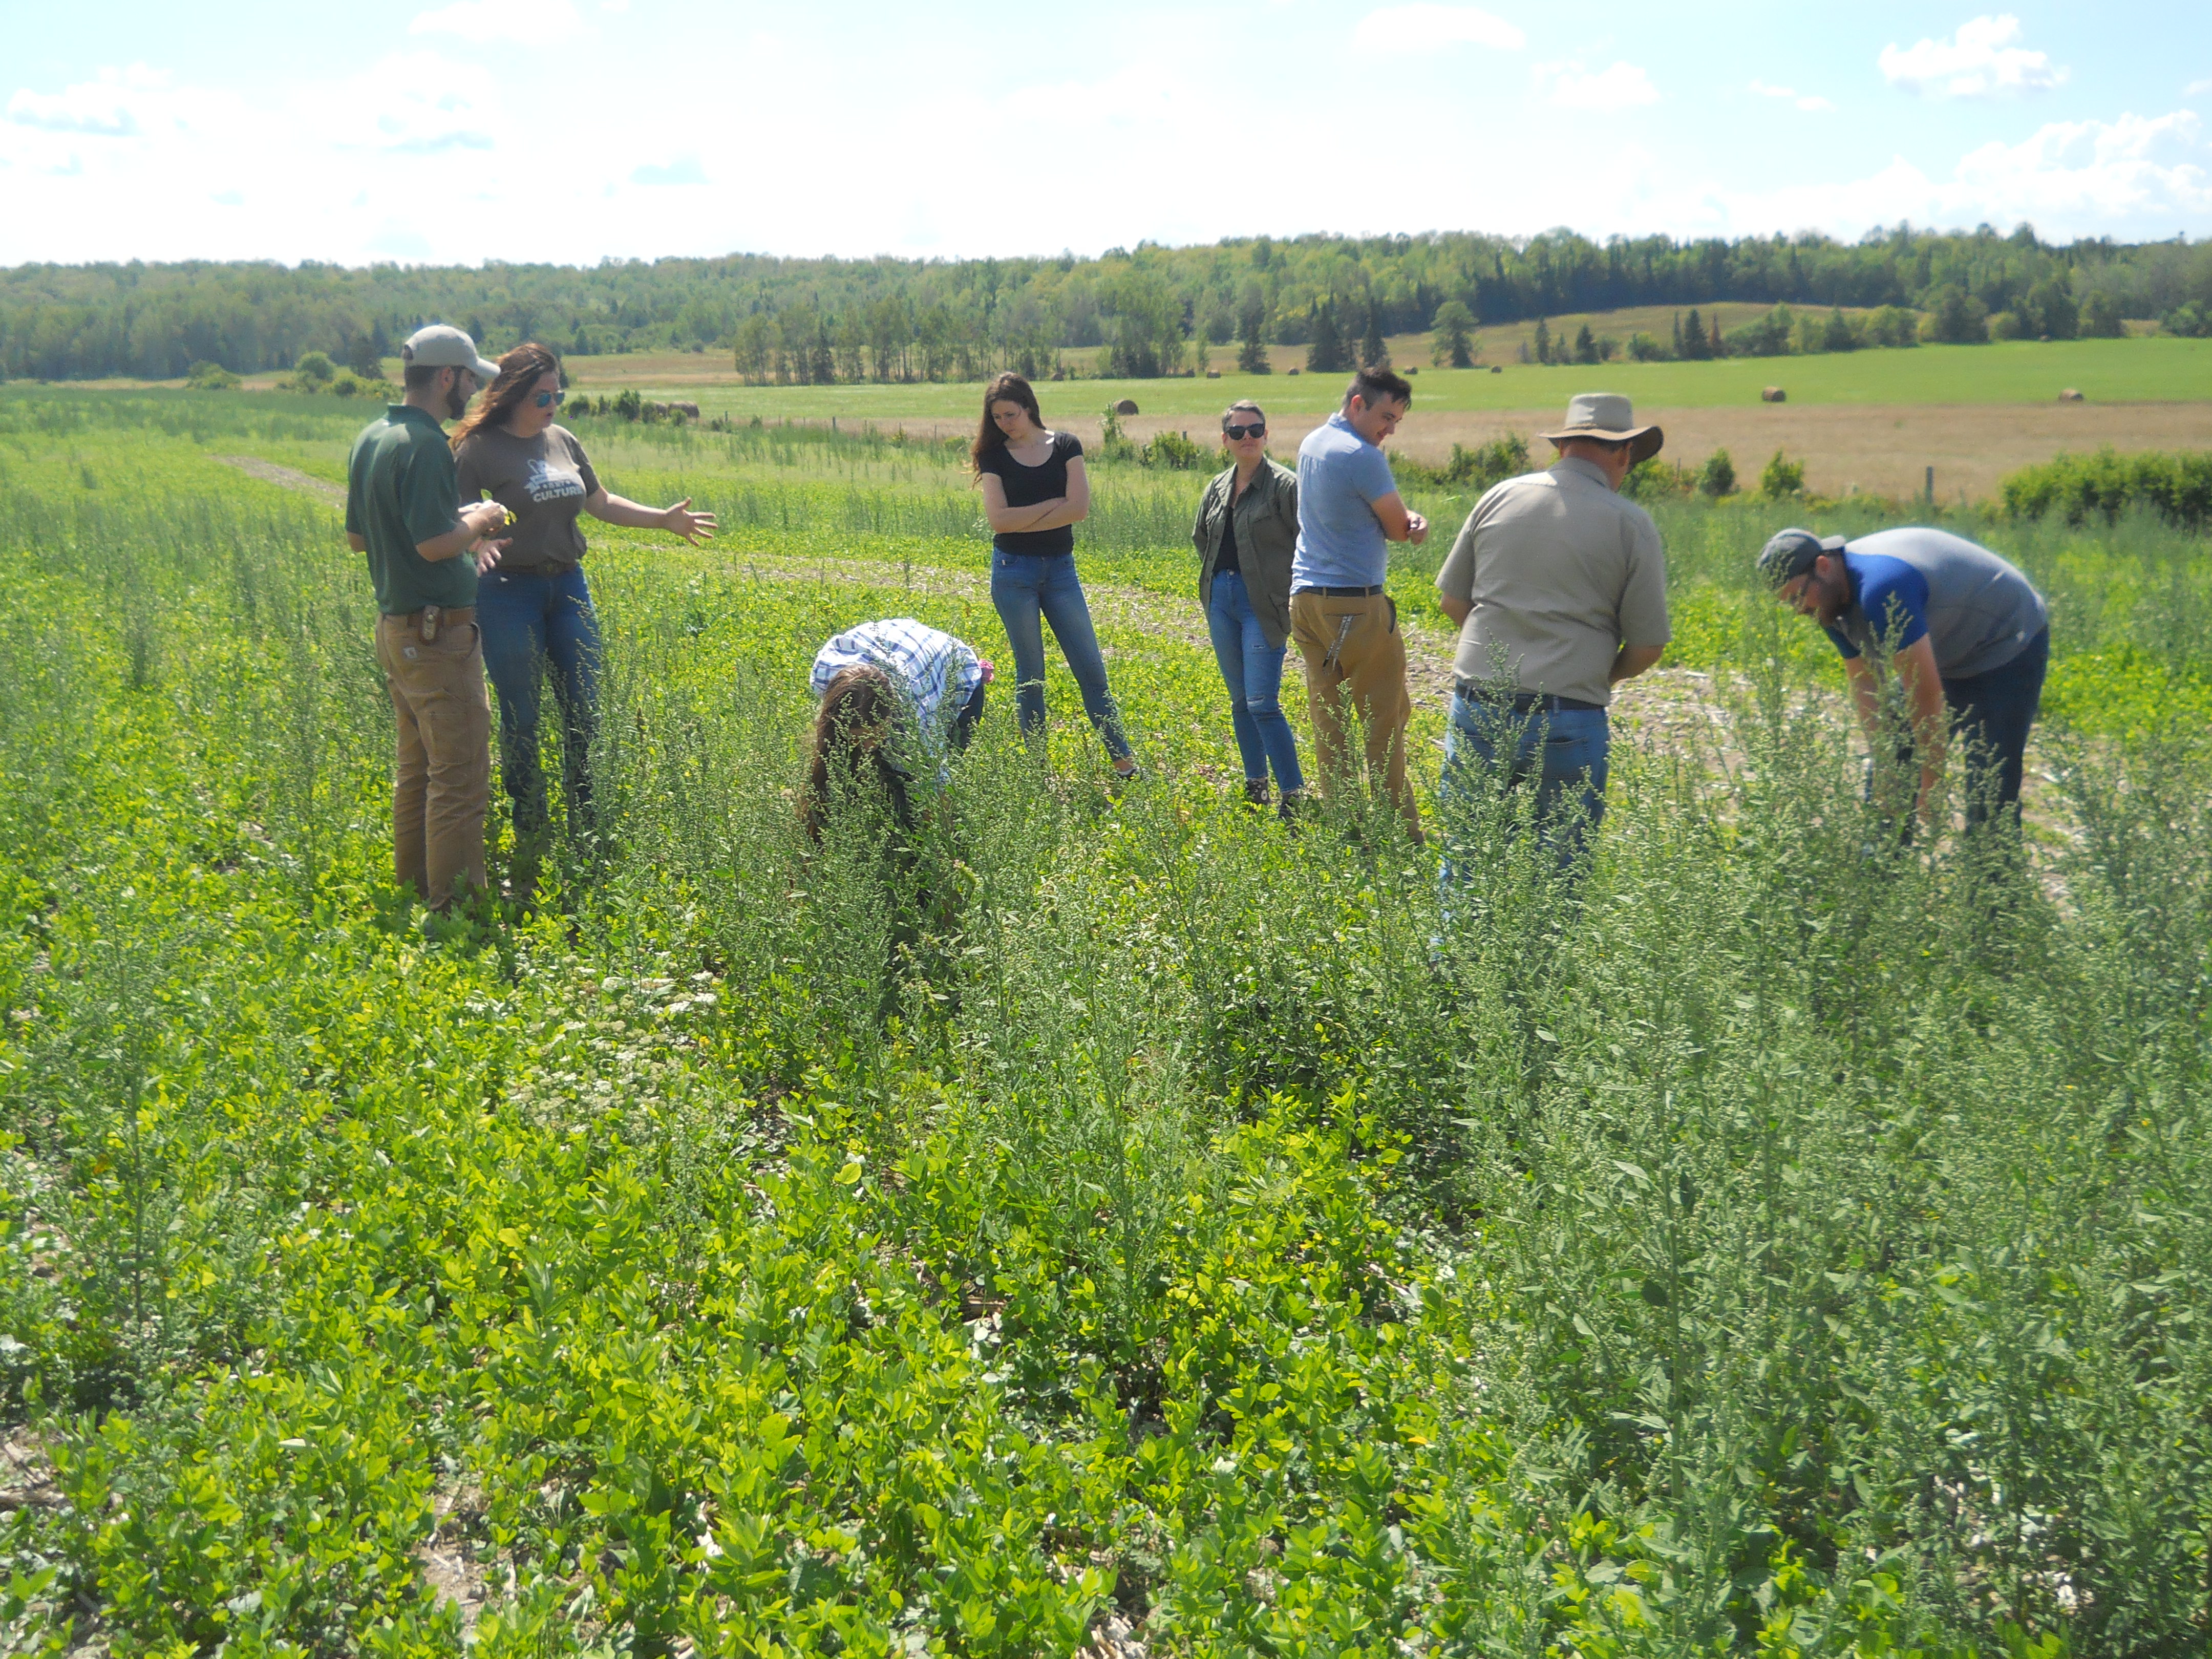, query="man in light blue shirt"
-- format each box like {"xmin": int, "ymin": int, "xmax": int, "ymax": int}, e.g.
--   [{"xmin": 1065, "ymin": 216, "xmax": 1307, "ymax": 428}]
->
[{"xmin": 1288, "ymin": 366, "xmax": 1430, "ymax": 836}]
